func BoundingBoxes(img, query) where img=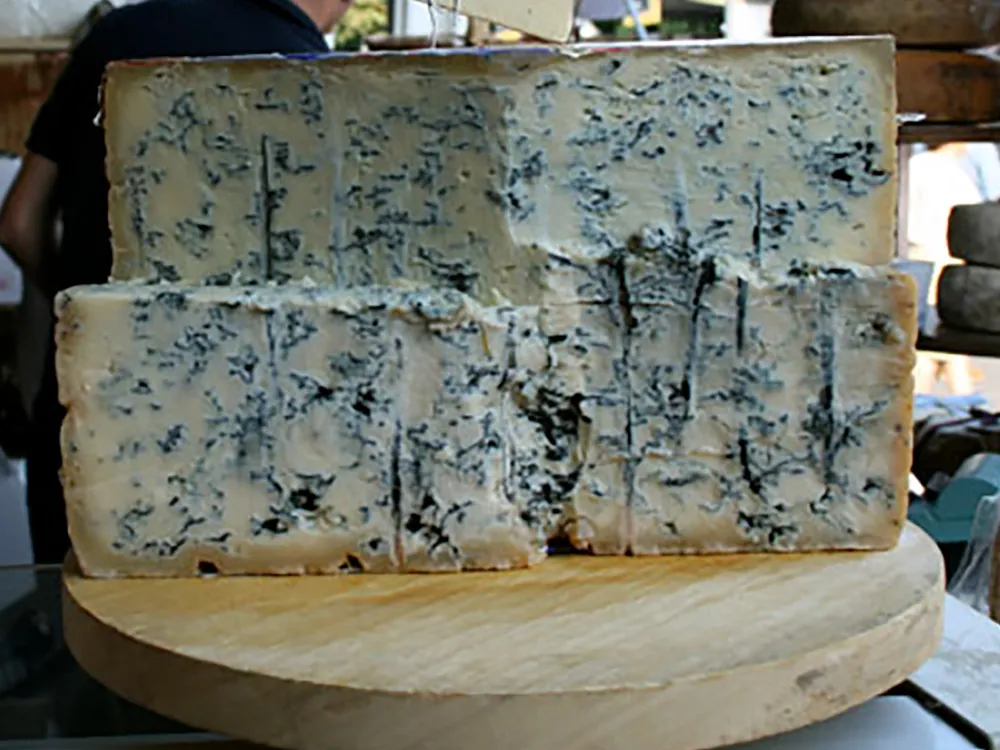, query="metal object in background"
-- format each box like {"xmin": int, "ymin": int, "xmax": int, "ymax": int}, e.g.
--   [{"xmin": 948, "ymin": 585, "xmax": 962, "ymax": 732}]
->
[{"xmin": 621, "ymin": 0, "xmax": 649, "ymax": 38}]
